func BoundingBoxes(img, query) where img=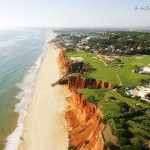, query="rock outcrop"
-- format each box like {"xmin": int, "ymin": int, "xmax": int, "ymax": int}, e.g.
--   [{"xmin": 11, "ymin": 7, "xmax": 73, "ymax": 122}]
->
[
  {"xmin": 68, "ymin": 61, "xmax": 96, "ymax": 74},
  {"xmin": 59, "ymin": 48, "xmax": 69, "ymax": 75},
  {"xmin": 66, "ymin": 90, "xmax": 104, "ymax": 150},
  {"xmin": 68, "ymin": 76, "xmax": 111, "ymax": 90},
  {"xmin": 53, "ymin": 75, "xmax": 112, "ymax": 91},
  {"xmin": 59, "ymin": 49, "xmax": 95, "ymax": 75},
  {"xmin": 58, "ymin": 48, "xmax": 111, "ymax": 150}
]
